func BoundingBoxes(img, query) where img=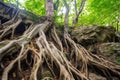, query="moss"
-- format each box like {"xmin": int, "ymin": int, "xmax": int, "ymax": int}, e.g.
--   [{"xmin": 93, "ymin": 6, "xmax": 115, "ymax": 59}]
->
[
  {"xmin": 41, "ymin": 71, "xmax": 52, "ymax": 79},
  {"xmin": 117, "ymin": 57, "xmax": 120, "ymax": 64},
  {"xmin": 70, "ymin": 26, "xmax": 116, "ymax": 47}
]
